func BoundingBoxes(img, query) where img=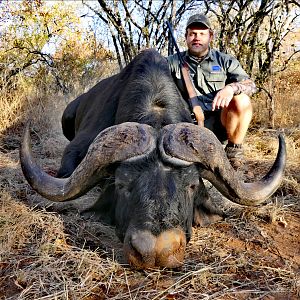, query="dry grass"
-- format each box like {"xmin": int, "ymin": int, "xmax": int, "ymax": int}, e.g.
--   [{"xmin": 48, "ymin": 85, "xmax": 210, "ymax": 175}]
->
[
  {"xmin": 1, "ymin": 189, "xmax": 299, "ymax": 299},
  {"xmin": 245, "ymin": 128, "xmax": 300, "ymax": 201},
  {"xmin": 252, "ymin": 59, "xmax": 300, "ymax": 128},
  {"xmin": 0, "ymin": 60, "xmax": 299, "ymax": 299}
]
